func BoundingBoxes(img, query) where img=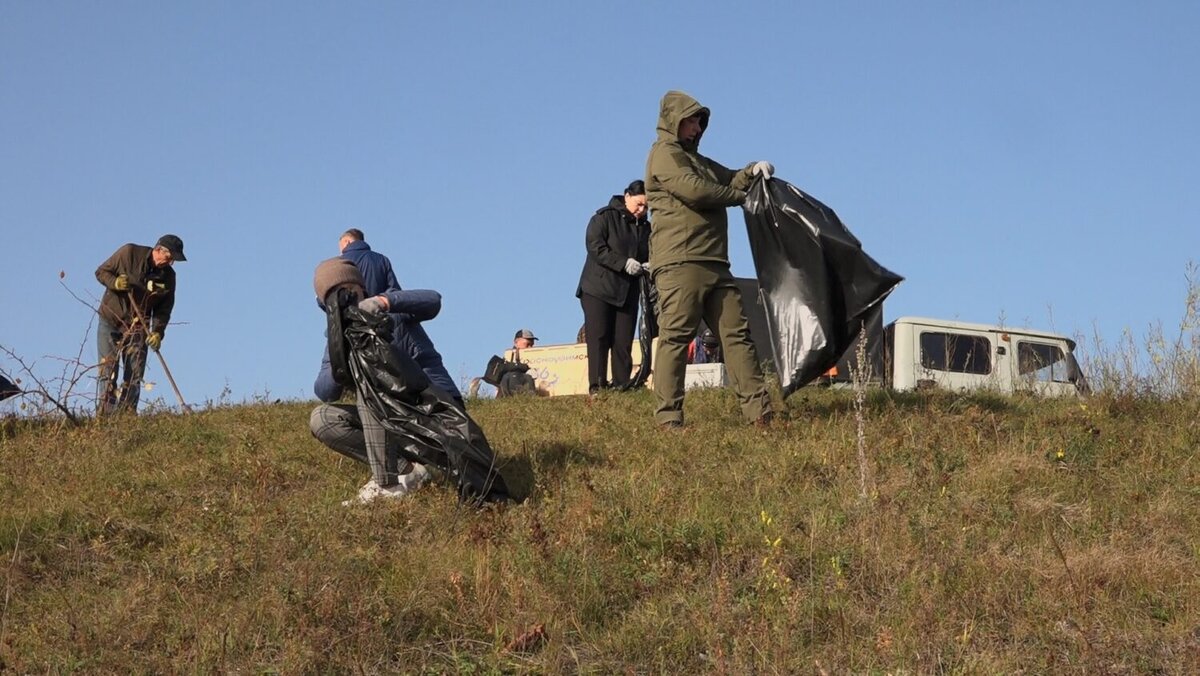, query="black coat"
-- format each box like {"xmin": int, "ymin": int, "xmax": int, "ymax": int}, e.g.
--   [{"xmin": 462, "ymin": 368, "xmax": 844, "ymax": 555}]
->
[{"xmin": 575, "ymin": 195, "xmax": 650, "ymax": 307}]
